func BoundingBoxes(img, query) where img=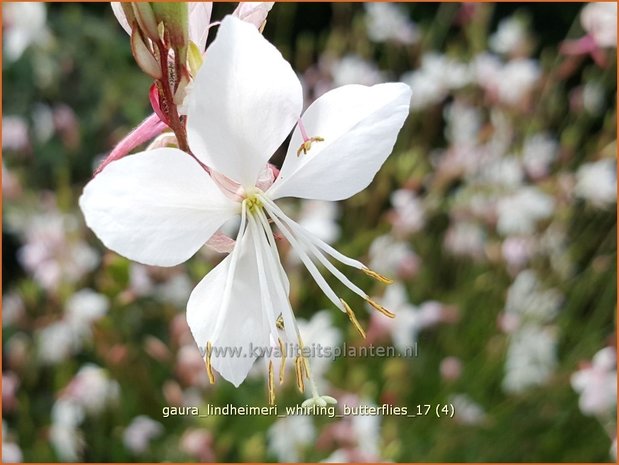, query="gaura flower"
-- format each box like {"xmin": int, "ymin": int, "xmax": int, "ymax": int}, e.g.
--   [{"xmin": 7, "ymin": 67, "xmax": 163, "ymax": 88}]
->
[{"xmin": 80, "ymin": 16, "xmax": 411, "ymax": 404}]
